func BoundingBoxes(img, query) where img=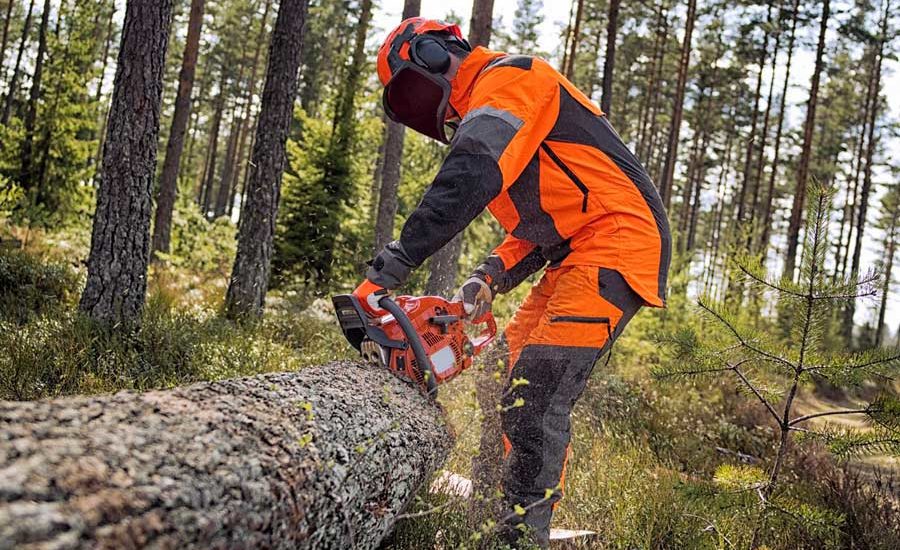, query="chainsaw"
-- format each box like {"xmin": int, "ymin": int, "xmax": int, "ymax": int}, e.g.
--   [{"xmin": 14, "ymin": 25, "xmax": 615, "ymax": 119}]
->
[{"xmin": 331, "ymin": 294, "xmax": 497, "ymax": 396}]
